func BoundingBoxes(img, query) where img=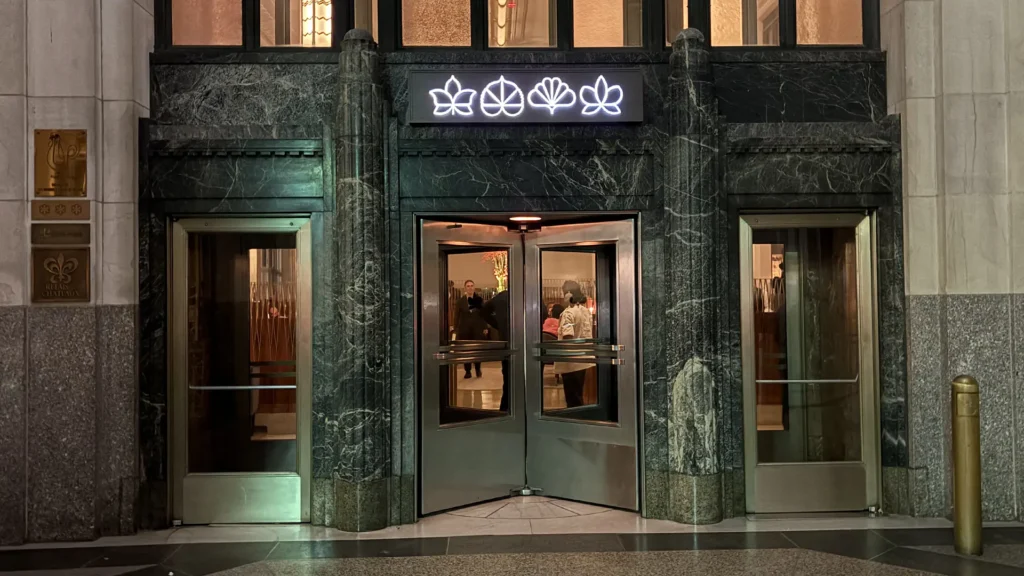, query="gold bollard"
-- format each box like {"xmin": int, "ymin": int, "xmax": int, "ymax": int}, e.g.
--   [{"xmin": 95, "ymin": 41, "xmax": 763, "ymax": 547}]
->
[{"xmin": 952, "ymin": 375, "xmax": 982, "ymax": 556}]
